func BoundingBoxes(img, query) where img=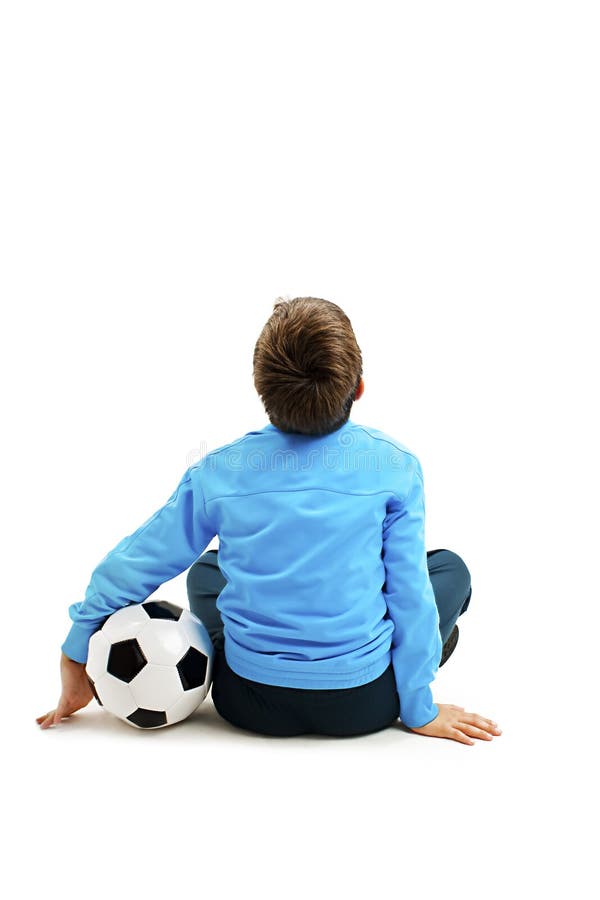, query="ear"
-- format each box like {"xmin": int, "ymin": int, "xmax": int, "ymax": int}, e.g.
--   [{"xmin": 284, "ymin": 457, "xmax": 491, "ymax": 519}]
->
[{"xmin": 354, "ymin": 377, "xmax": 364, "ymax": 401}]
